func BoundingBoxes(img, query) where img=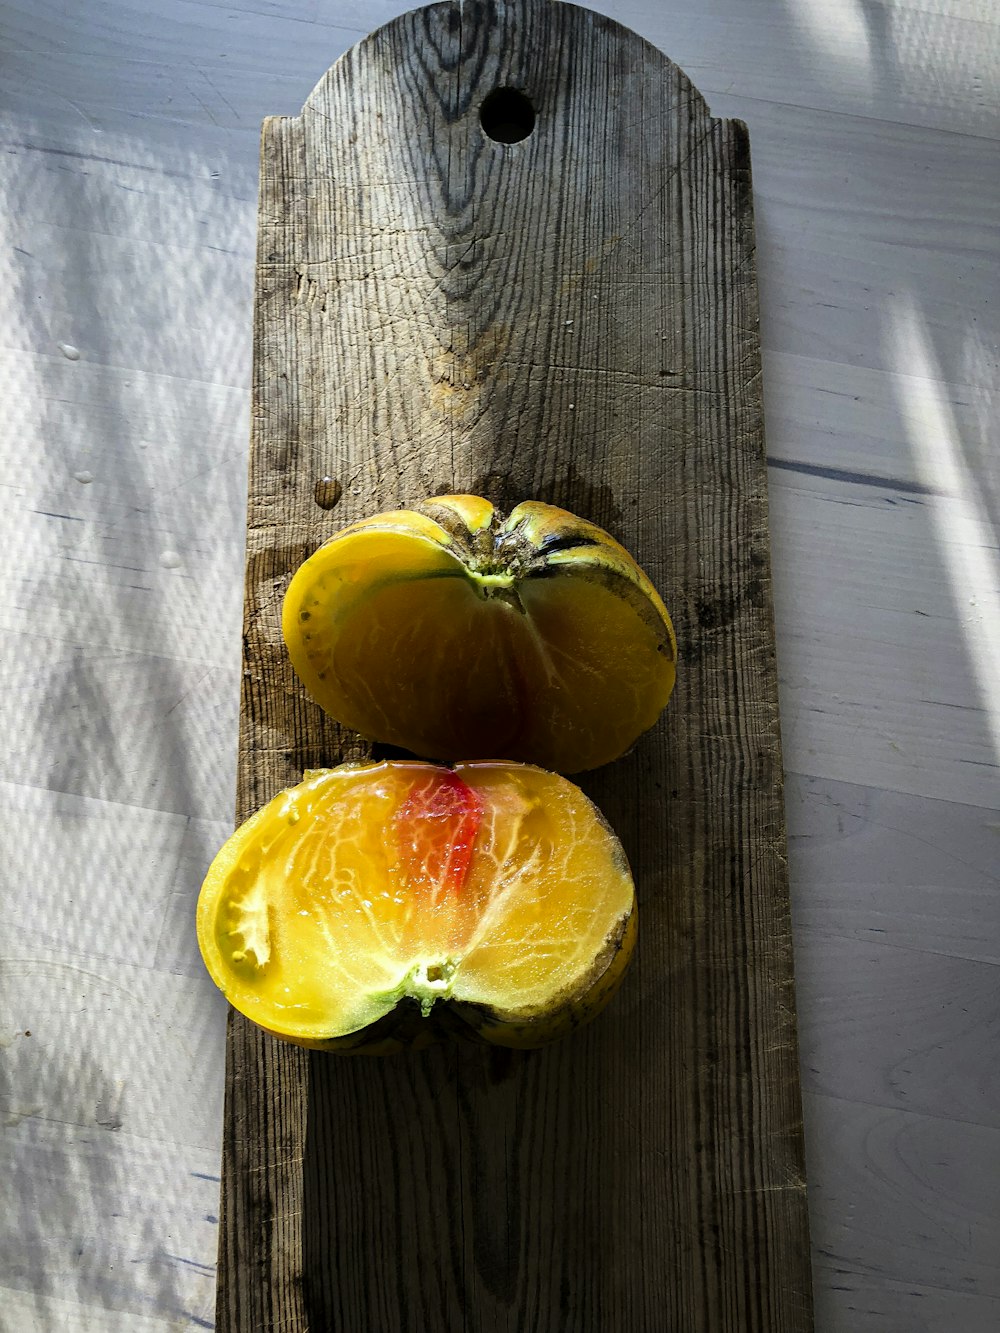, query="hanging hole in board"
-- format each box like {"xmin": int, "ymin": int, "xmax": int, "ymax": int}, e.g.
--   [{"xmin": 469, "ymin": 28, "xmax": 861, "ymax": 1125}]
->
[{"xmin": 480, "ymin": 88, "xmax": 535, "ymax": 144}]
